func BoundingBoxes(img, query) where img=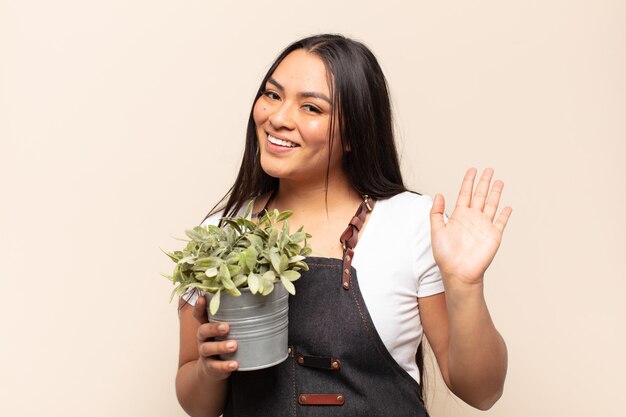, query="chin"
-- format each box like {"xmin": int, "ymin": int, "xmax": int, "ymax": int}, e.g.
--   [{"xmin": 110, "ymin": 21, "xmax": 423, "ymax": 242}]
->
[{"xmin": 259, "ymin": 160, "xmax": 288, "ymax": 180}]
